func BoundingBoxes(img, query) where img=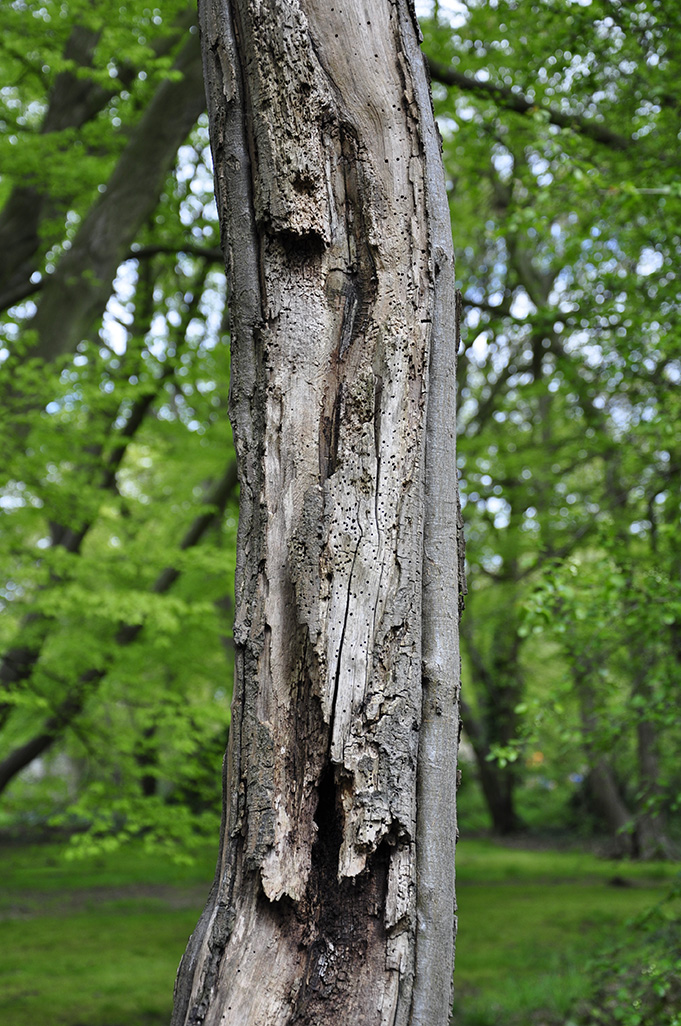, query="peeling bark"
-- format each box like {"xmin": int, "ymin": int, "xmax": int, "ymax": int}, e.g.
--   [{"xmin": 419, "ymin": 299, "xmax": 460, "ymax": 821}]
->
[{"xmin": 173, "ymin": 3, "xmax": 460, "ymax": 1024}]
